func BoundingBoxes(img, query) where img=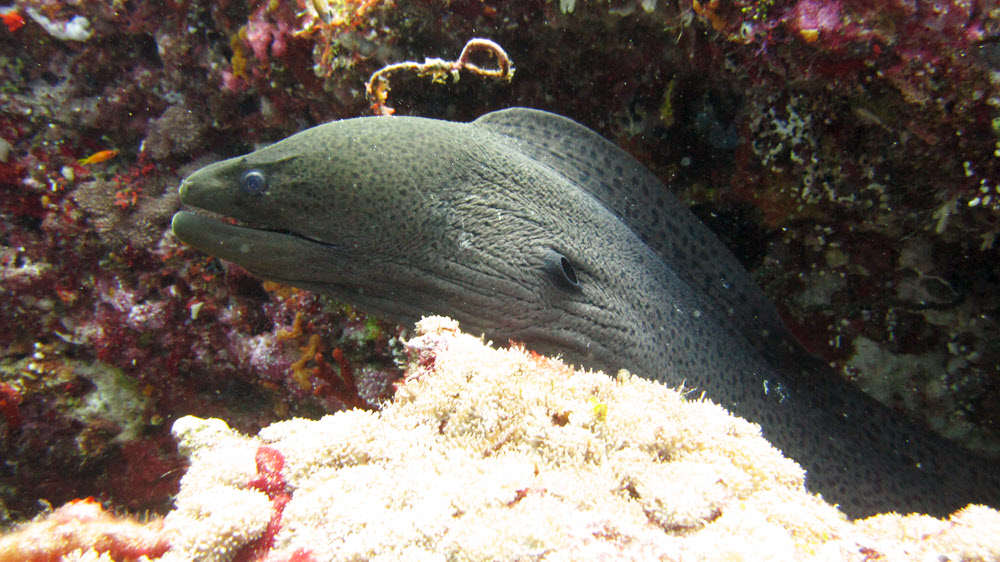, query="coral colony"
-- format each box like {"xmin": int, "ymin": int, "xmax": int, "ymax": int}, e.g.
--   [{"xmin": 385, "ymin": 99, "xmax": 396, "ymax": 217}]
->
[
  {"xmin": 1, "ymin": 0, "xmax": 999, "ymax": 559},
  {"xmin": 4, "ymin": 318, "xmax": 1000, "ymax": 560}
]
